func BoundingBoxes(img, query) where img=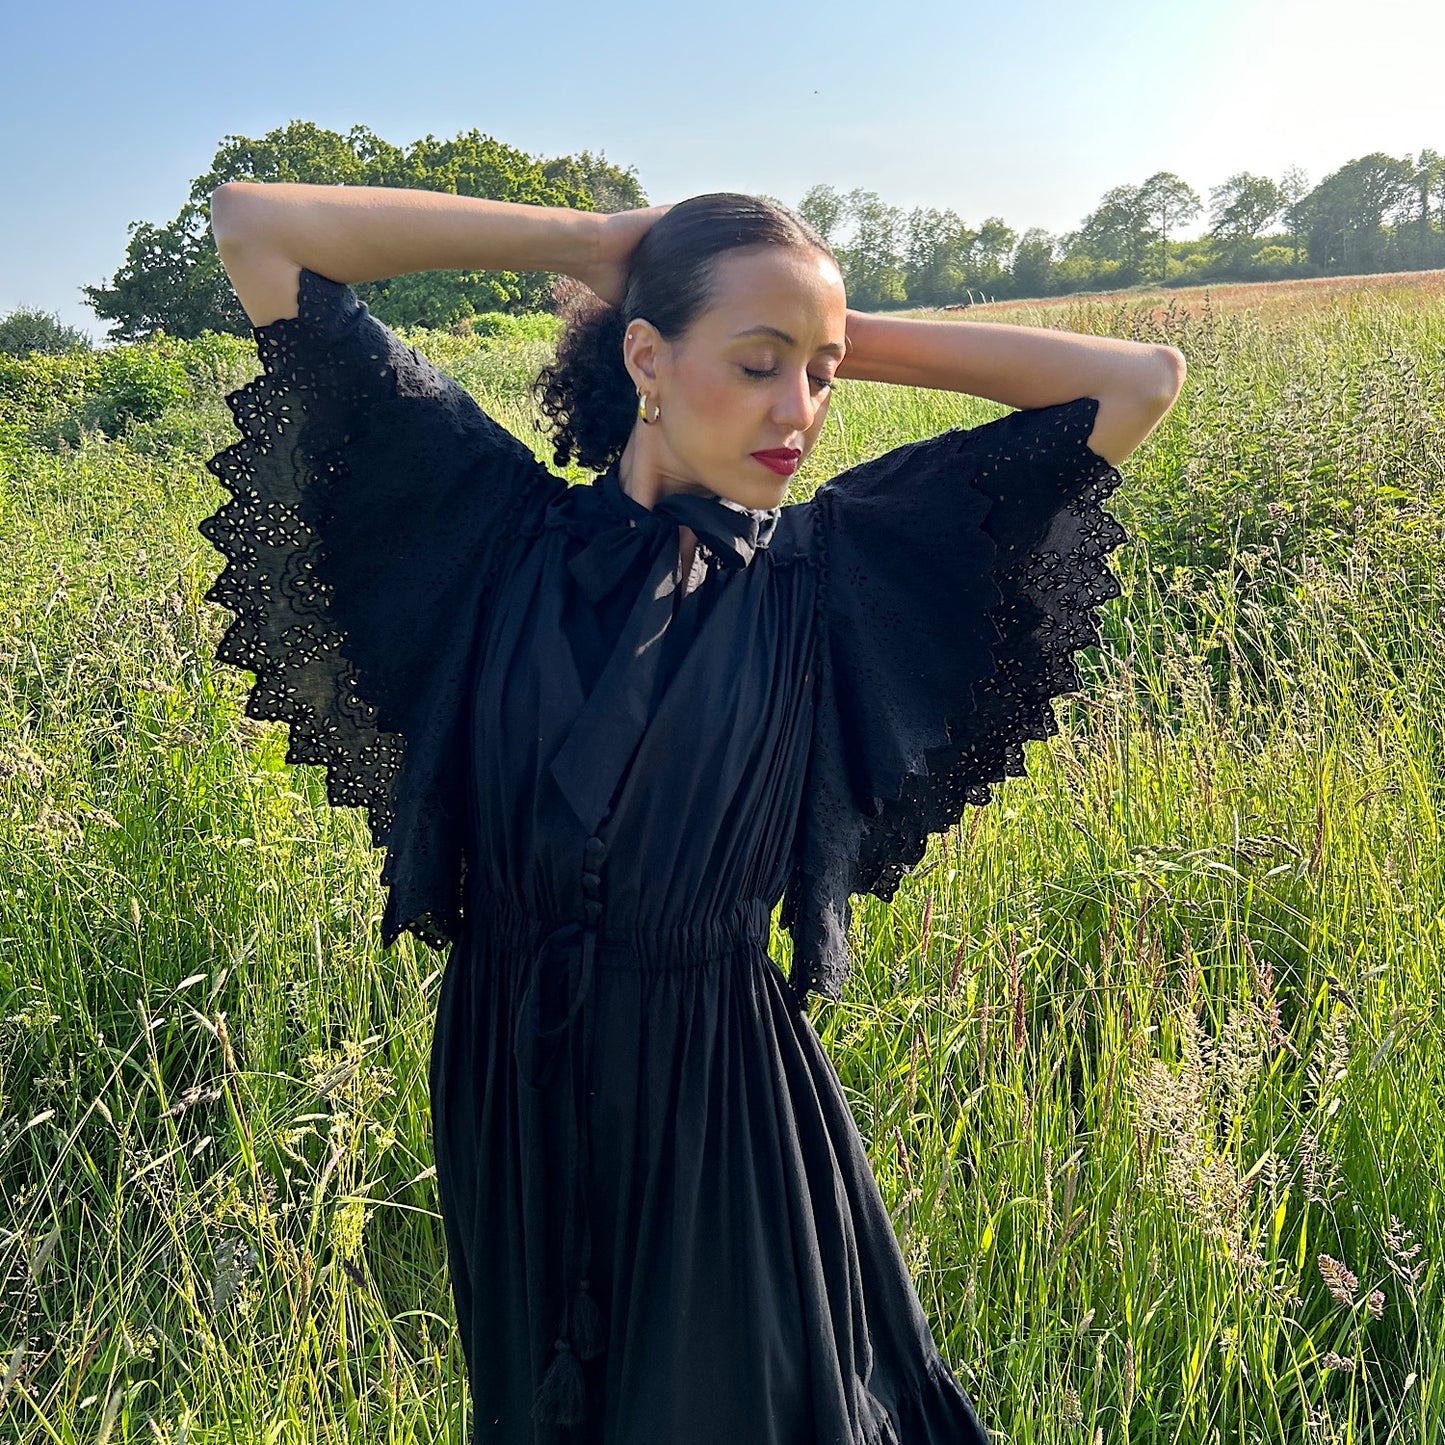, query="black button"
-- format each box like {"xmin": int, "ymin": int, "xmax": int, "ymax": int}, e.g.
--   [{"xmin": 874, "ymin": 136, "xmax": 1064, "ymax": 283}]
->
[
  {"xmin": 581, "ymin": 871, "xmax": 601, "ymax": 892},
  {"xmin": 583, "ymin": 836, "xmax": 607, "ymax": 865},
  {"xmin": 582, "ymin": 900, "xmax": 602, "ymax": 924}
]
